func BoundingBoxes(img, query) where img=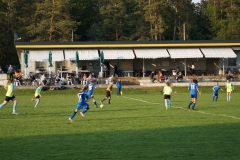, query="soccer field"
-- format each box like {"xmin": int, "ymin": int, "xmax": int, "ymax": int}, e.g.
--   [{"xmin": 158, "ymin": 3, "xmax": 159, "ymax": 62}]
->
[{"xmin": 0, "ymin": 91, "xmax": 240, "ymax": 160}]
